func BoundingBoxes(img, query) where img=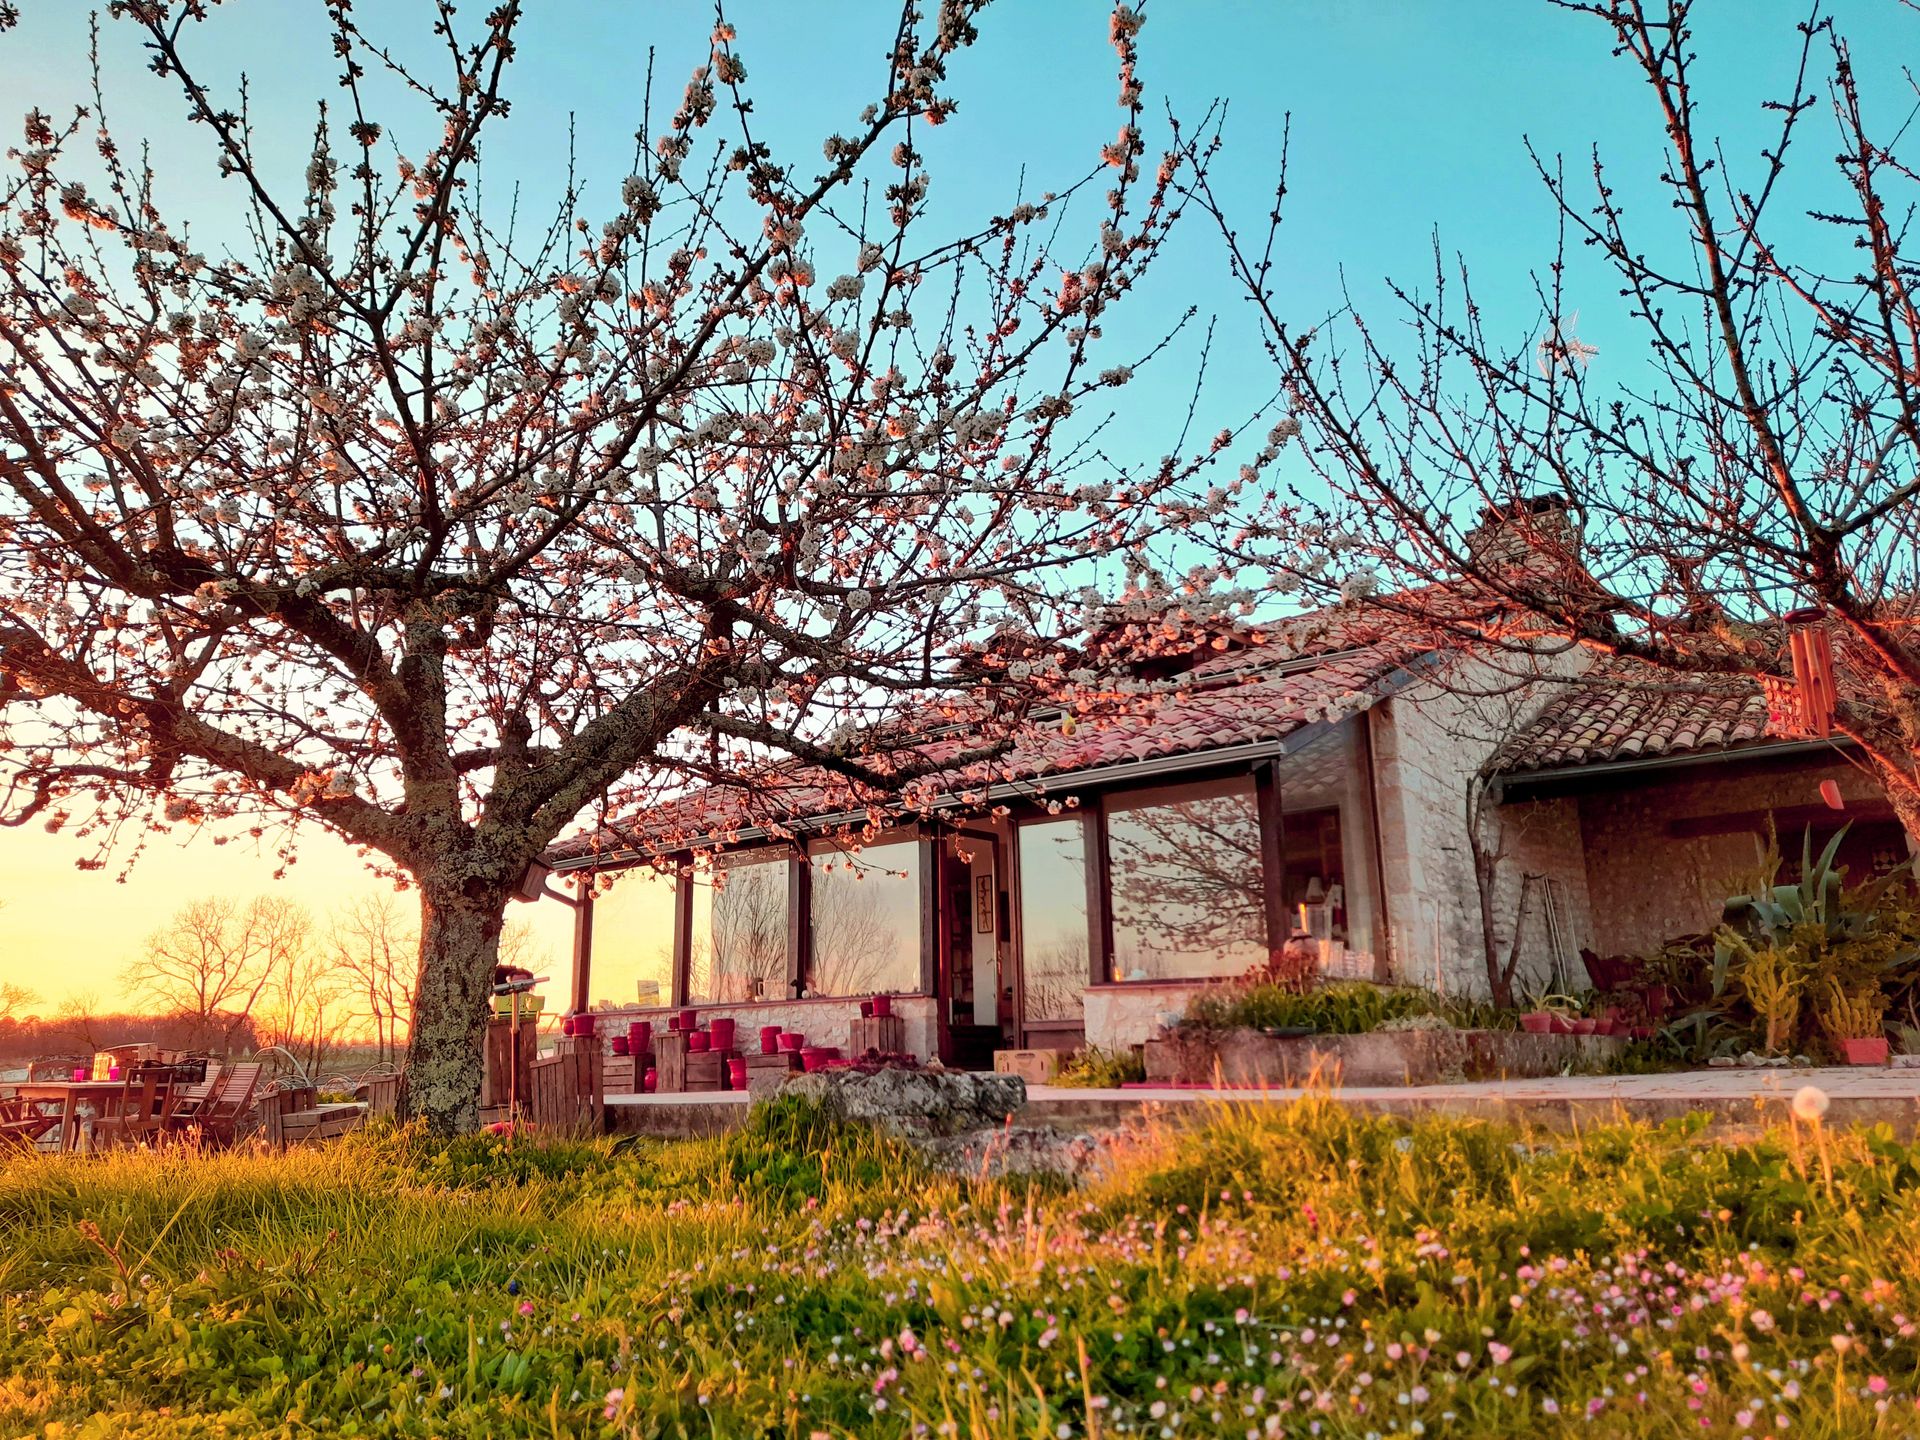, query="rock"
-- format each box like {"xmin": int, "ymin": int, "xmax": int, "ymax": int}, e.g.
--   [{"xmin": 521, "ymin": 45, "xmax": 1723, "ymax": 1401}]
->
[
  {"xmin": 1708, "ymin": 1056, "xmax": 1737, "ymax": 1068},
  {"xmin": 917, "ymin": 1126, "xmax": 1109, "ymax": 1180},
  {"xmin": 1892, "ymin": 1053, "xmax": 1920, "ymax": 1069},
  {"xmin": 759, "ymin": 1066, "xmax": 1027, "ymax": 1138}
]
